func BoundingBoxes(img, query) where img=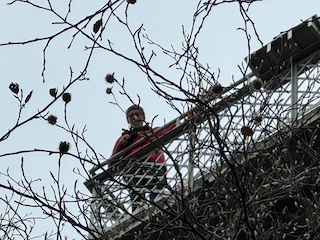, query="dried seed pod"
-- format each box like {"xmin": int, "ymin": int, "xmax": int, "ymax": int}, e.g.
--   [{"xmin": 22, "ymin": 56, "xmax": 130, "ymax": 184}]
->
[
  {"xmin": 49, "ymin": 88, "xmax": 57, "ymax": 98},
  {"xmin": 62, "ymin": 93, "xmax": 71, "ymax": 104},
  {"xmin": 59, "ymin": 141, "xmax": 70, "ymax": 154},
  {"xmin": 25, "ymin": 90, "xmax": 33, "ymax": 104},
  {"xmin": 211, "ymin": 83, "xmax": 223, "ymax": 94},
  {"xmin": 241, "ymin": 126, "xmax": 254, "ymax": 137},
  {"xmin": 106, "ymin": 88, "xmax": 112, "ymax": 94},
  {"xmin": 9, "ymin": 82, "xmax": 19, "ymax": 94},
  {"xmin": 93, "ymin": 19, "xmax": 102, "ymax": 33},
  {"xmin": 251, "ymin": 79, "xmax": 263, "ymax": 90},
  {"xmin": 47, "ymin": 115, "xmax": 57, "ymax": 125},
  {"xmin": 126, "ymin": 0, "xmax": 136, "ymax": 3},
  {"xmin": 105, "ymin": 73, "xmax": 116, "ymax": 83}
]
